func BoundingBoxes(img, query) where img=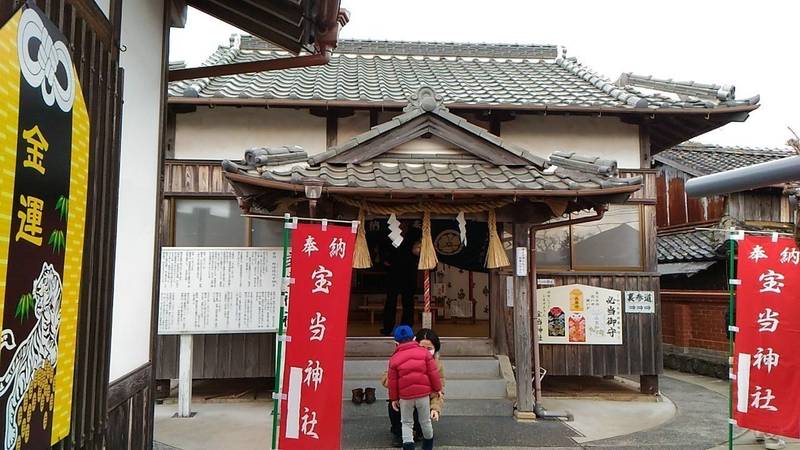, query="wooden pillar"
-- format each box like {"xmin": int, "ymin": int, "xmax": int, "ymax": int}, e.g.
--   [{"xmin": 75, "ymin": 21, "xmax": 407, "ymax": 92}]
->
[
  {"xmin": 512, "ymin": 223, "xmax": 534, "ymax": 416},
  {"xmin": 640, "ymin": 374, "xmax": 659, "ymax": 394},
  {"xmin": 177, "ymin": 334, "xmax": 194, "ymax": 417}
]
